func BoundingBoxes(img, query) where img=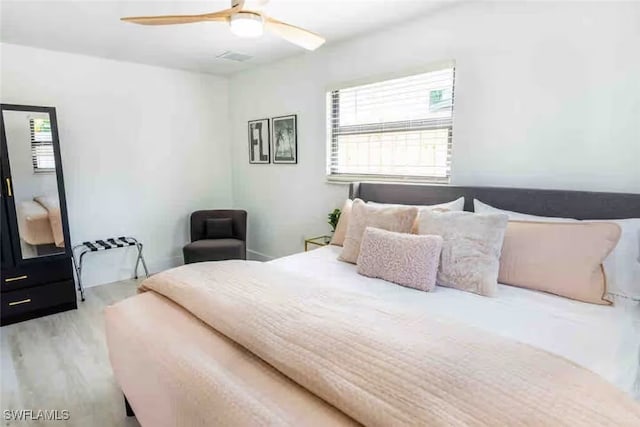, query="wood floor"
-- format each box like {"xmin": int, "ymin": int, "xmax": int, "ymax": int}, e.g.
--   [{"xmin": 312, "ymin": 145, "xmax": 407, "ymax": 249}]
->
[{"xmin": 1, "ymin": 279, "xmax": 142, "ymax": 426}]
